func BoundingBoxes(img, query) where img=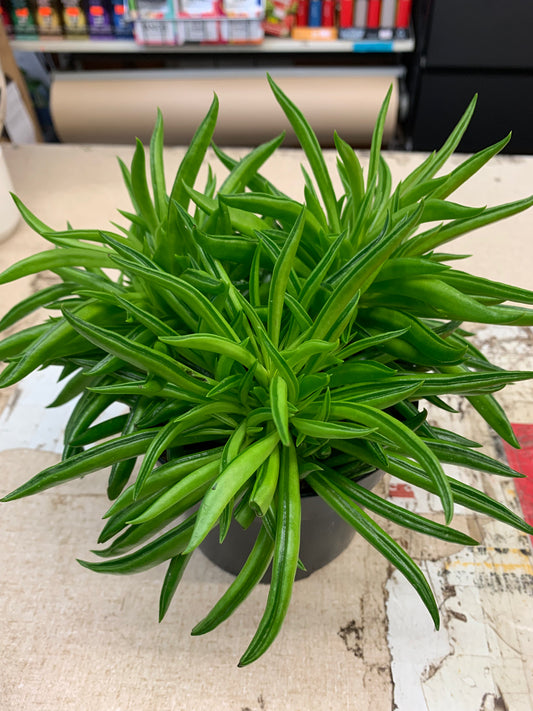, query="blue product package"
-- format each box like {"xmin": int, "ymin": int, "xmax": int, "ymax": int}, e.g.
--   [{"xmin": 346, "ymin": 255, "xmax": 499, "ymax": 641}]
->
[{"xmin": 307, "ymin": 0, "xmax": 321, "ymax": 26}]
